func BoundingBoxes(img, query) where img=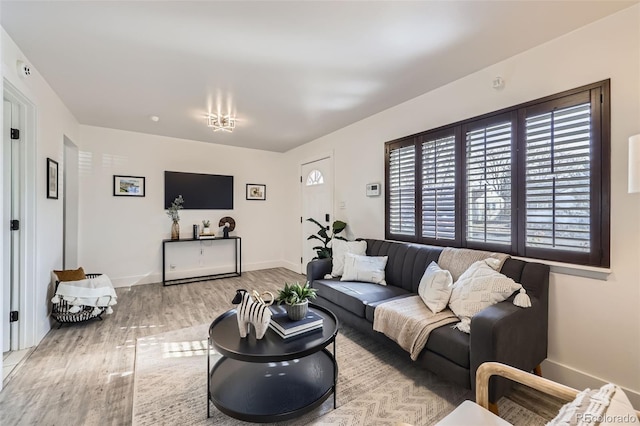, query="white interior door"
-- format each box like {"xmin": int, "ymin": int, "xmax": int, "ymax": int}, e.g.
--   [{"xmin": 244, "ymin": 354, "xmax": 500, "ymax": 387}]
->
[
  {"xmin": 3, "ymin": 99, "xmax": 20, "ymax": 353},
  {"xmin": 301, "ymin": 156, "xmax": 333, "ymax": 274}
]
